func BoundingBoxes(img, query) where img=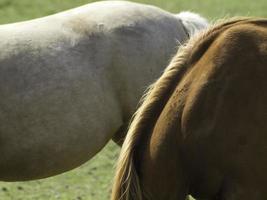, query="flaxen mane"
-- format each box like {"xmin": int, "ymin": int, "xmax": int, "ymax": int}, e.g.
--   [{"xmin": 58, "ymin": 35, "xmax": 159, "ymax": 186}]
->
[{"xmin": 111, "ymin": 17, "xmax": 254, "ymax": 200}]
